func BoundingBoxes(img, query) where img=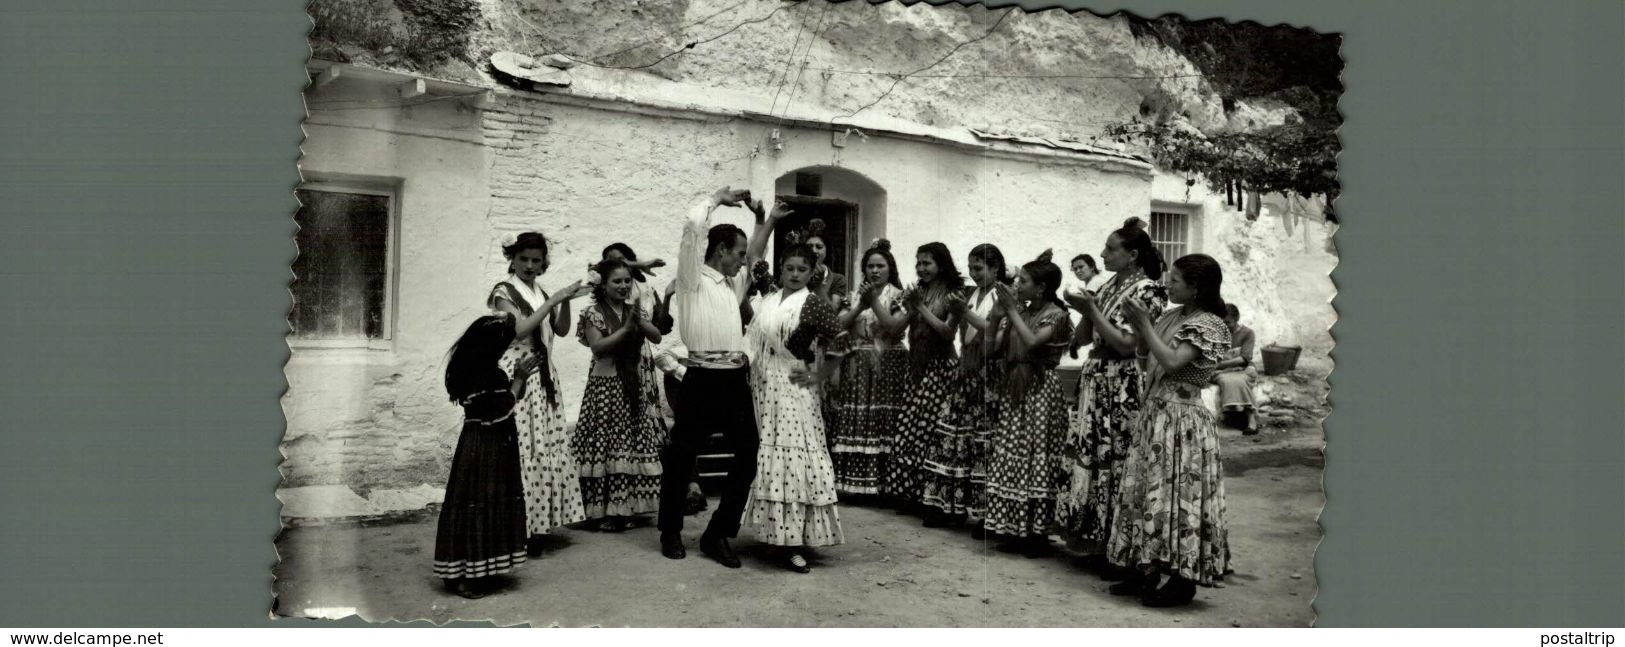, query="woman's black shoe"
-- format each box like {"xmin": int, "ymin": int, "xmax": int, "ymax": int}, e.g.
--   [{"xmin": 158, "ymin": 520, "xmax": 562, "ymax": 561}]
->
[
  {"xmin": 446, "ymin": 579, "xmax": 484, "ymax": 599},
  {"xmin": 1142, "ymin": 576, "xmax": 1198, "ymax": 608},
  {"xmin": 1108, "ymin": 572, "xmax": 1155, "ymax": 597},
  {"xmin": 785, "ymin": 551, "xmax": 811, "ymax": 574}
]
